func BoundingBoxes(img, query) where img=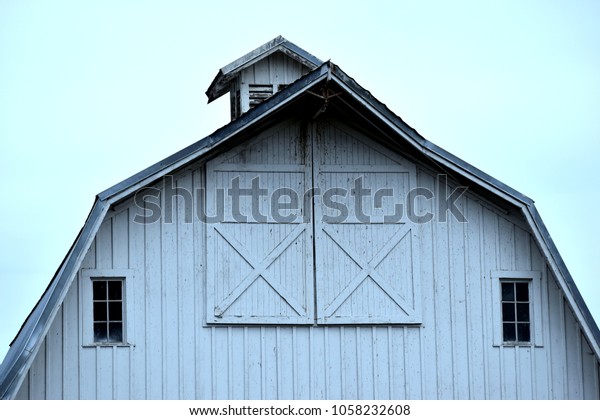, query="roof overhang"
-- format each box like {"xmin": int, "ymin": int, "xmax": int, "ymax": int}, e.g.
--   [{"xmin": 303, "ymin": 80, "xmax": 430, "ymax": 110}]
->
[{"xmin": 205, "ymin": 35, "xmax": 323, "ymax": 103}]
